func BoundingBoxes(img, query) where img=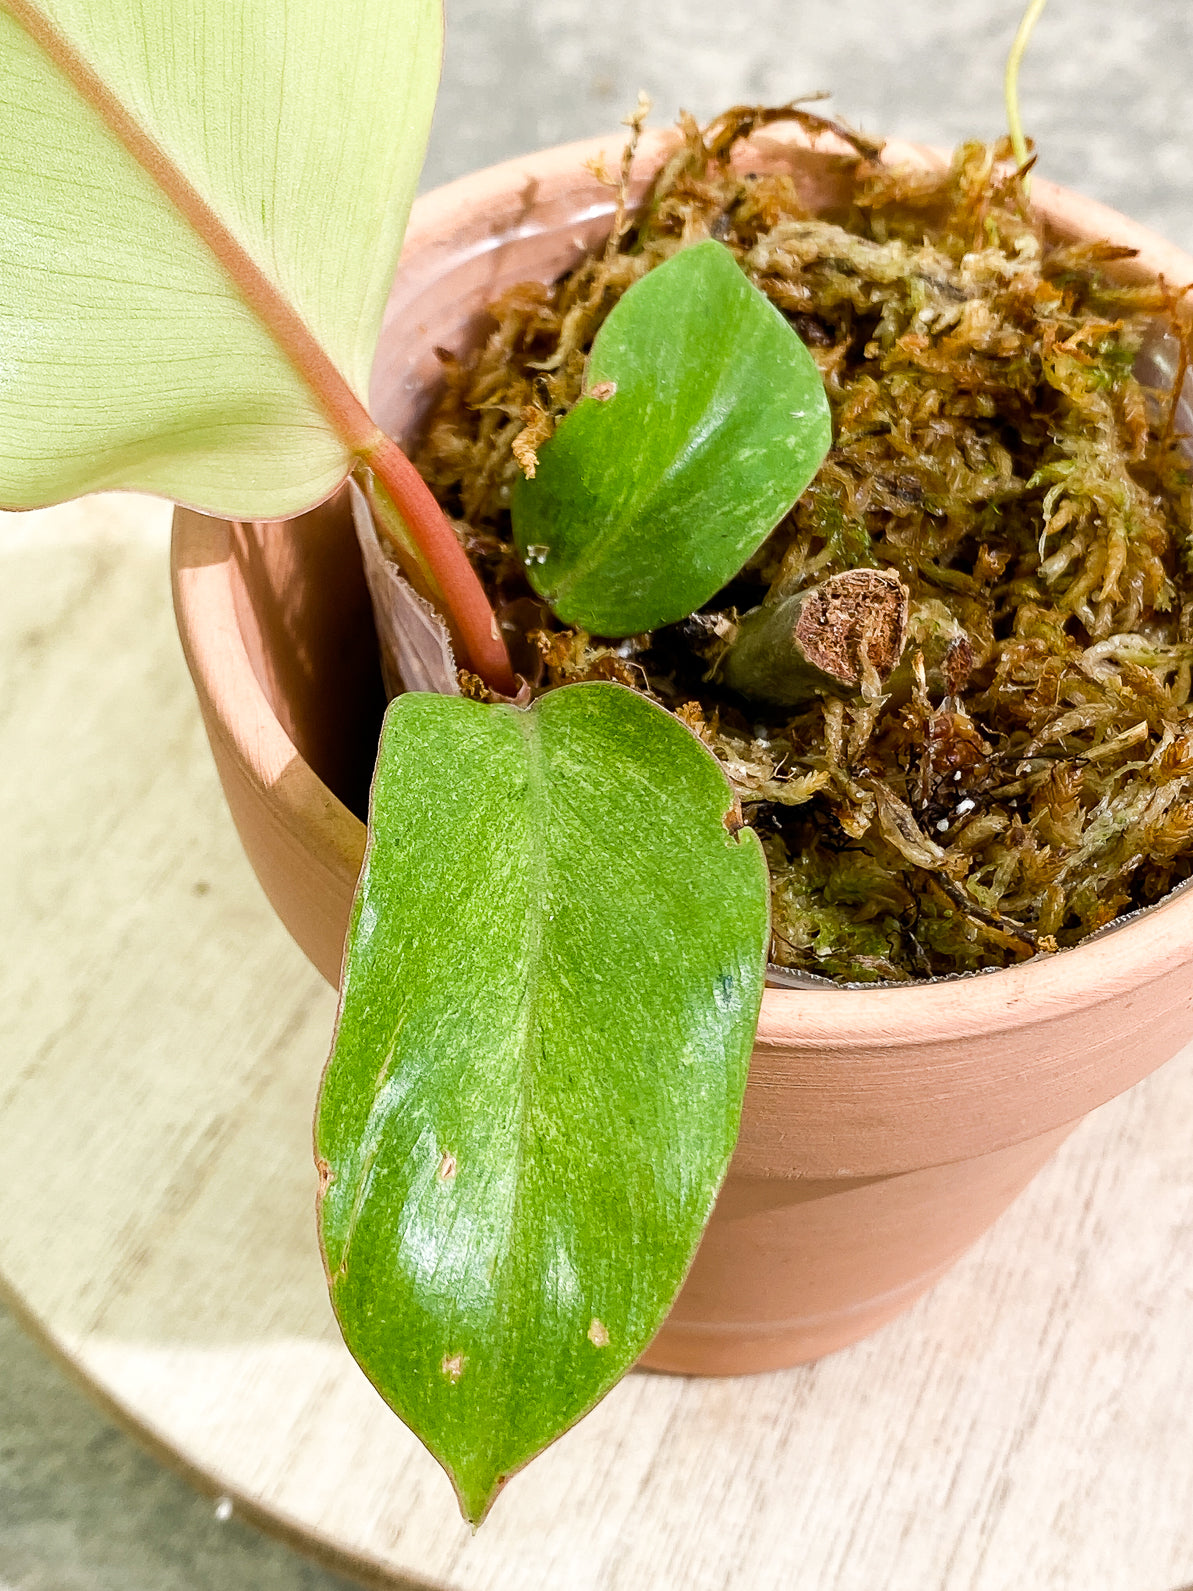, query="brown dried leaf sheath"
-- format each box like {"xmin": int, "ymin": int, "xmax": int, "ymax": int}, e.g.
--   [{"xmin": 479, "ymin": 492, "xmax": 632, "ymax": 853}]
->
[{"xmin": 414, "ymin": 106, "xmax": 1193, "ymax": 982}]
